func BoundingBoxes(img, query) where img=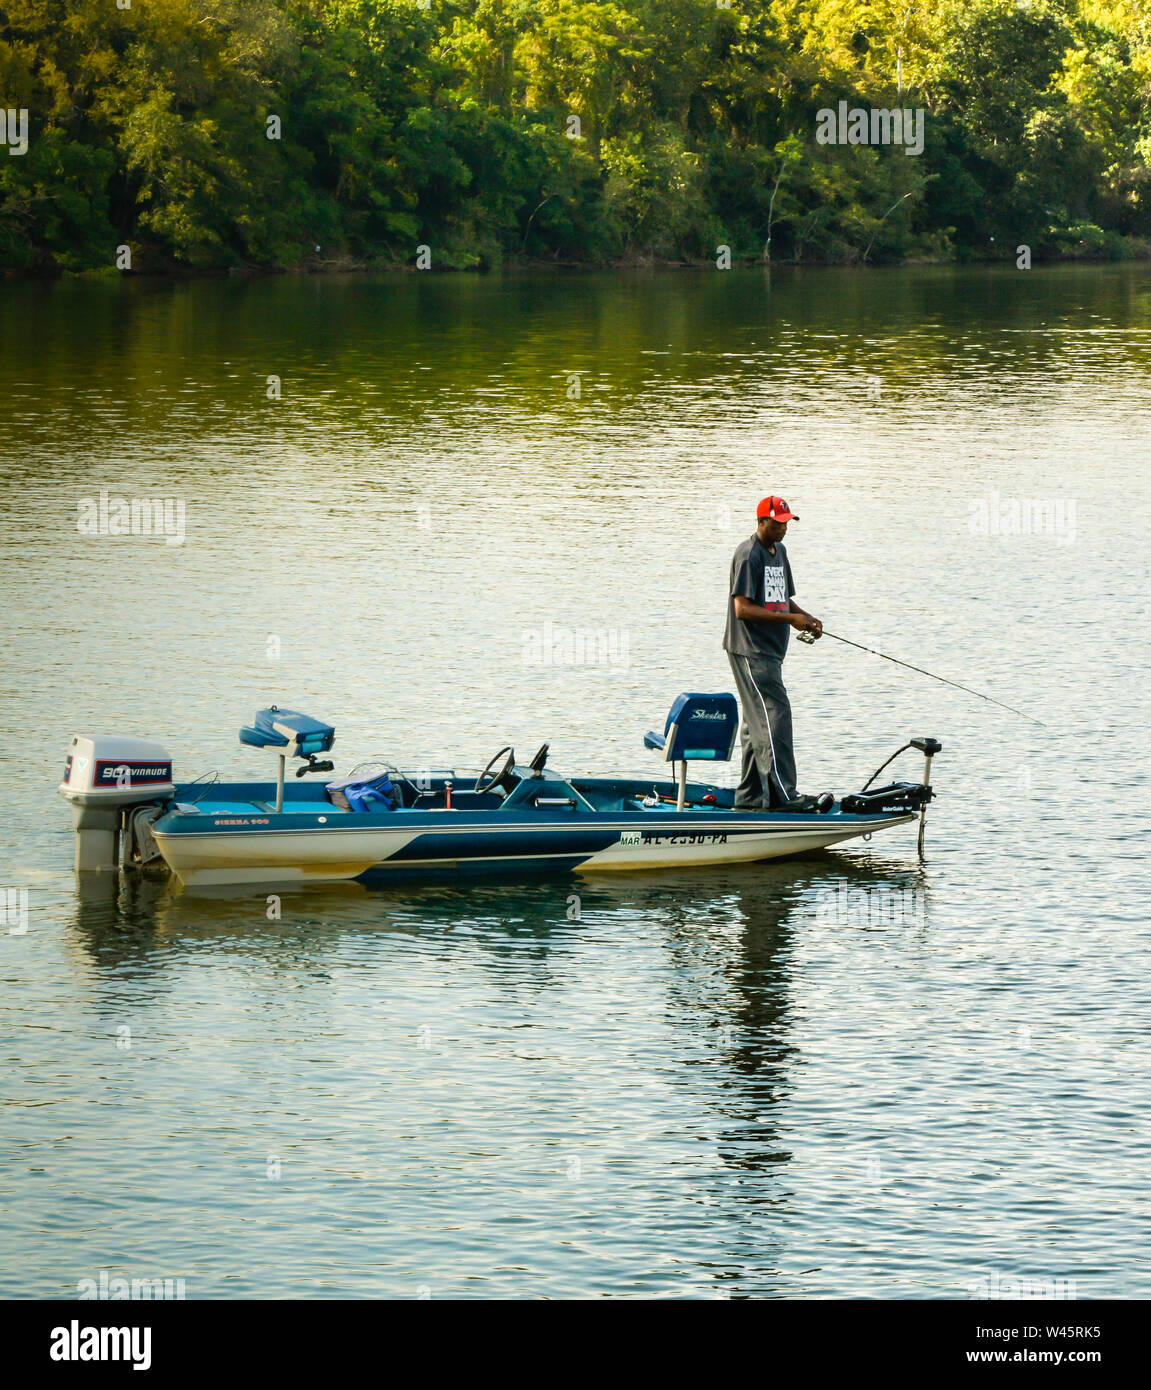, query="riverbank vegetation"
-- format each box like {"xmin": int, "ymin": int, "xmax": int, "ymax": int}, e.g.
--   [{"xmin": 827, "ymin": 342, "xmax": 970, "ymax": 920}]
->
[{"xmin": 2, "ymin": 0, "xmax": 1150, "ymax": 273}]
